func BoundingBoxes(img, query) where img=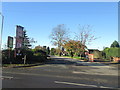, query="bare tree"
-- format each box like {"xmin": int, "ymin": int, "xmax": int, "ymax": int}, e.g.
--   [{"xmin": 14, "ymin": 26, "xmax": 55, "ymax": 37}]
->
[
  {"xmin": 49, "ymin": 24, "xmax": 69, "ymax": 55},
  {"xmin": 74, "ymin": 25, "xmax": 97, "ymax": 57},
  {"xmin": 75, "ymin": 25, "xmax": 97, "ymax": 46}
]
